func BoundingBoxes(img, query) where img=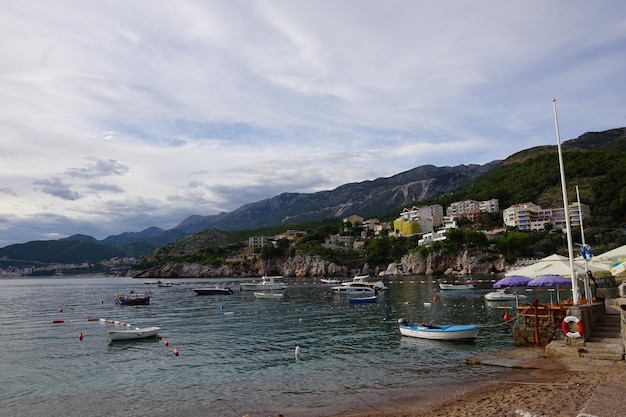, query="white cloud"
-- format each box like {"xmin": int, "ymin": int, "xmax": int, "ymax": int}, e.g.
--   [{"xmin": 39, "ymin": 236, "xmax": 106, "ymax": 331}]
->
[{"xmin": 0, "ymin": 0, "xmax": 625, "ymax": 245}]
